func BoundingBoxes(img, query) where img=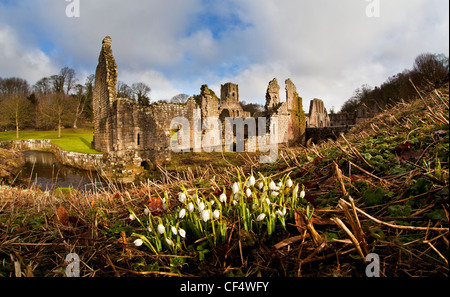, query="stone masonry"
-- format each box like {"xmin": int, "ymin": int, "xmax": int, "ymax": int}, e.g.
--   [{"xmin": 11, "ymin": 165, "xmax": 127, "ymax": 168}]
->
[{"xmin": 92, "ymin": 36, "xmax": 353, "ymax": 166}]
